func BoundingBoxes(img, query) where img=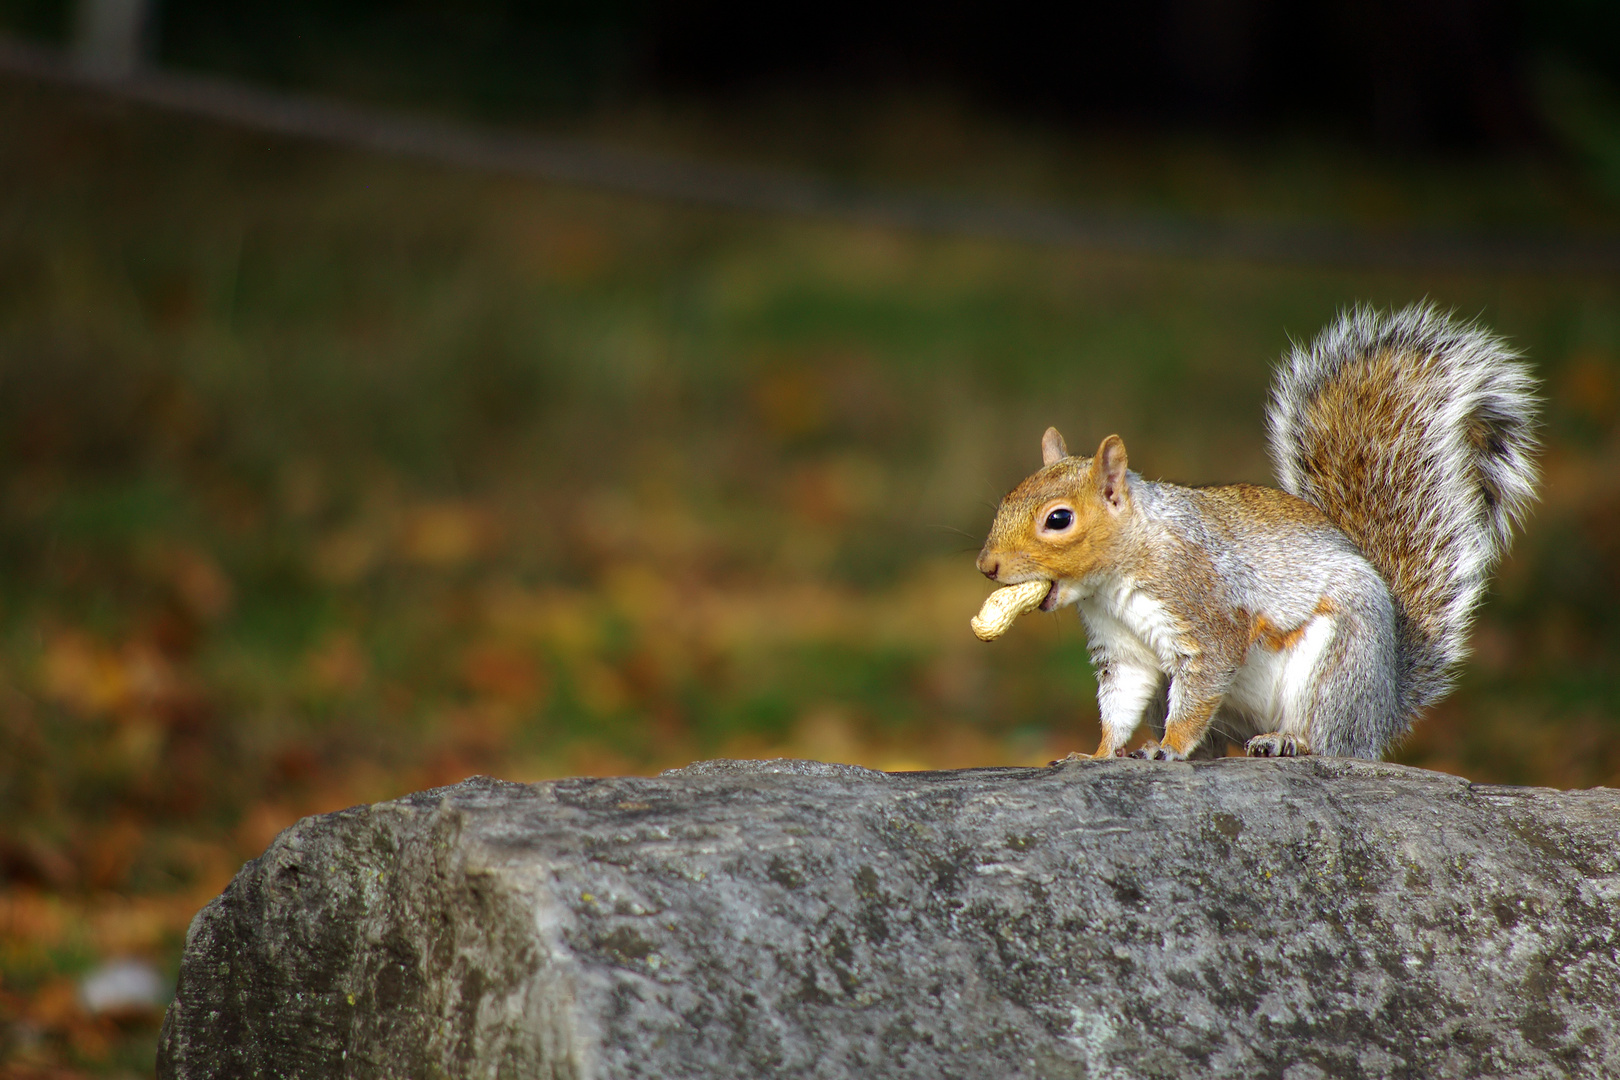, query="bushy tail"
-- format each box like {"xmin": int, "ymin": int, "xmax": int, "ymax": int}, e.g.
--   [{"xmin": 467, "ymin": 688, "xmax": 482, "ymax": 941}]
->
[{"xmin": 1267, "ymin": 304, "xmax": 1540, "ymax": 717}]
